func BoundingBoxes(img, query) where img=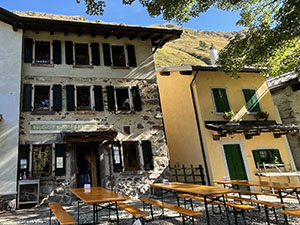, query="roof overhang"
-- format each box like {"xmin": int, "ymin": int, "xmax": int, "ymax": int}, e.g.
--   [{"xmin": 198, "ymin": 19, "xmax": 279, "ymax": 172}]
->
[
  {"xmin": 205, "ymin": 120, "xmax": 299, "ymax": 140},
  {"xmin": 0, "ymin": 114, "xmax": 2, "ymax": 122},
  {"xmin": 0, "ymin": 7, "xmax": 182, "ymax": 47},
  {"xmin": 63, "ymin": 130, "xmax": 117, "ymax": 142}
]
